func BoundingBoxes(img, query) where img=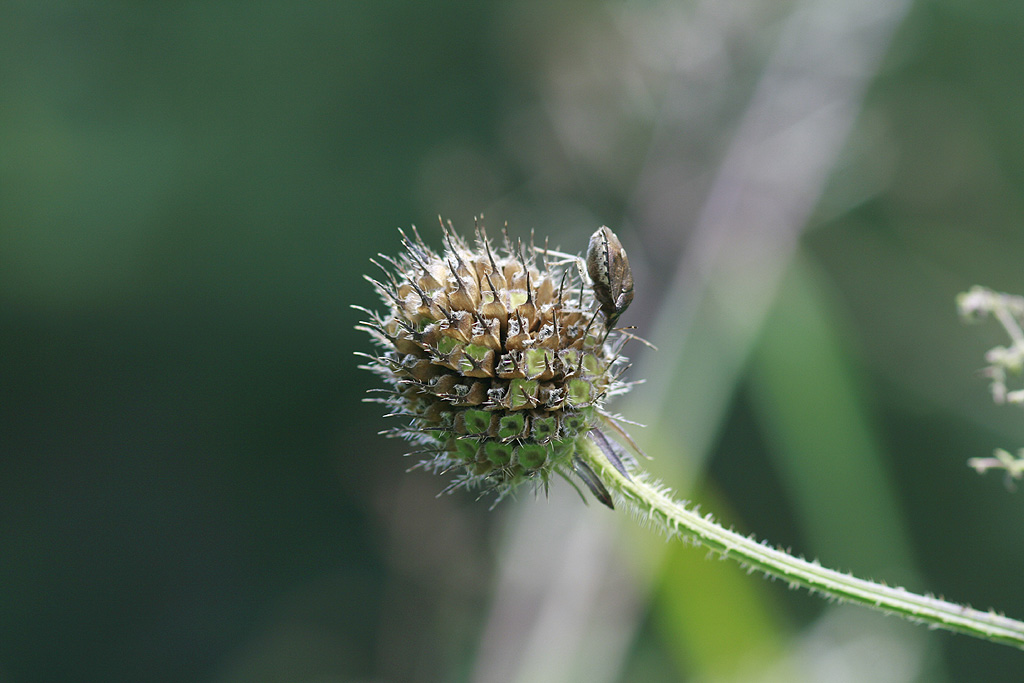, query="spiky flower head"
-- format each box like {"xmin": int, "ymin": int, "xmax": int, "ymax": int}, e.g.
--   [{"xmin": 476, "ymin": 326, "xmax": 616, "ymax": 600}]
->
[{"xmin": 356, "ymin": 221, "xmax": 638, "ymax": 505}]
